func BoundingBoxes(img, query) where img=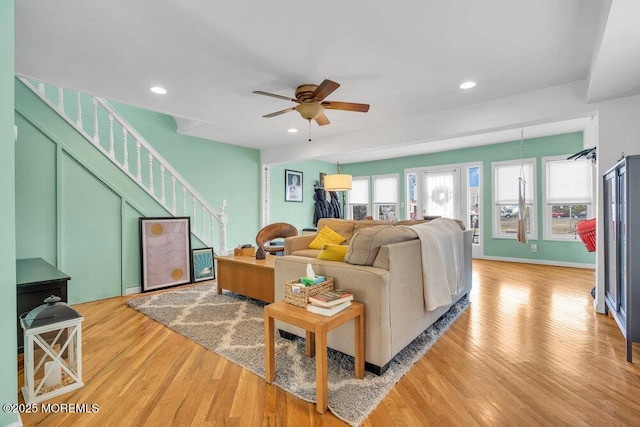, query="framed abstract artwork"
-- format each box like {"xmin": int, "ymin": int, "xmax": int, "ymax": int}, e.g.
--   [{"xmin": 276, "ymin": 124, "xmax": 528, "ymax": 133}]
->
[
  {"xmin": 192, "ymin": 247, "xmax": 215, "ymax": 282},
  {"xmin": 285, "ymin": 169, "xmax": 303, "ymax": 202},
  {"xmin": 140, "ymin": 217, "xmax": 192, "ymax": 292}
]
